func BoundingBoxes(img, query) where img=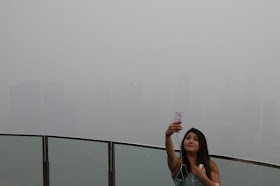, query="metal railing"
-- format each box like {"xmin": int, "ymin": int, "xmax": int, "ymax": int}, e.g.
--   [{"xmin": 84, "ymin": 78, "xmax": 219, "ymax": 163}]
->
[{"xmin": 0, "ymin": 134, "xmax": 279, "ymax": 186}]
